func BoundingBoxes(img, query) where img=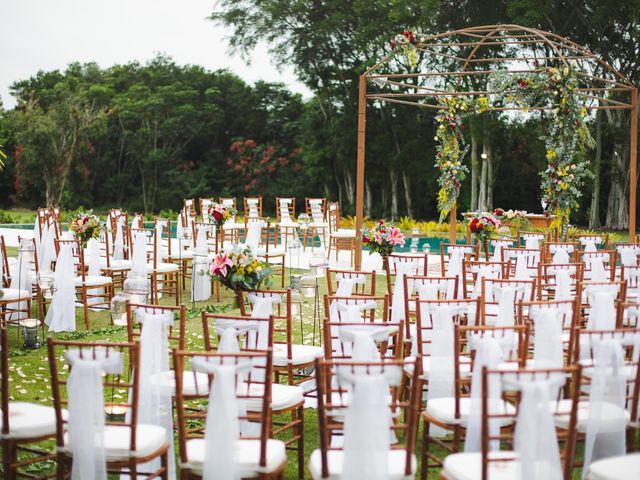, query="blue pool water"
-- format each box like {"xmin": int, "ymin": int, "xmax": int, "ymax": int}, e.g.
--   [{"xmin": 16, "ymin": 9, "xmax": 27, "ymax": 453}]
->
[{"xmin": 0, "ymin": 223, "xmax": 465, "ymax": 252}]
